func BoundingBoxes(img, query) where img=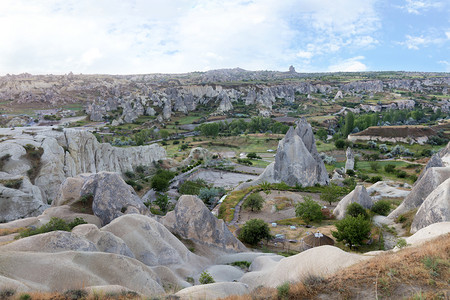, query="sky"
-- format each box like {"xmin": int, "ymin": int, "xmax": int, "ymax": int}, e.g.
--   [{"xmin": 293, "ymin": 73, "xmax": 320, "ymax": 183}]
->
[{"xmin": 0, "ymin": 0, "xmax": 449, "ymax": 75}]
